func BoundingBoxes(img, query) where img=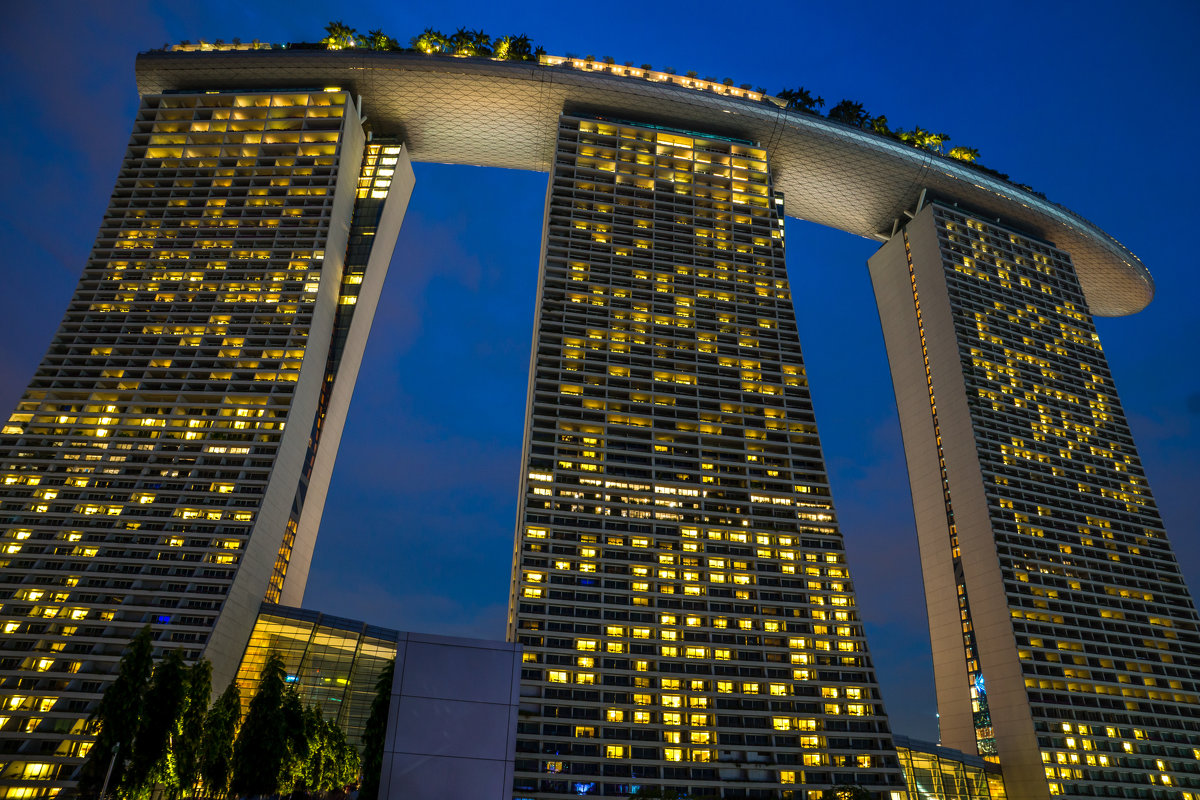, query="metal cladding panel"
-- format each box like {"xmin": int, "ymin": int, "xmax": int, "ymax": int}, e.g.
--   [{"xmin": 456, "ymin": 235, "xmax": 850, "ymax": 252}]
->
[{"xmin": 135, "ymin": 49, "xmax": 1152, "ymax": 317}]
